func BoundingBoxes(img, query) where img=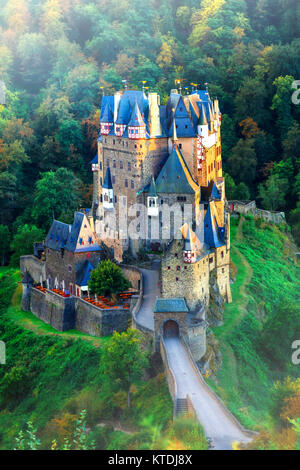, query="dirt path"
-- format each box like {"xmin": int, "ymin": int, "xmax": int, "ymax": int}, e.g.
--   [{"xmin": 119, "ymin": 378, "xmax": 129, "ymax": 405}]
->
[{"xmin": 215, "ymin": 217, "xmax": 254, "ymax": 392}]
